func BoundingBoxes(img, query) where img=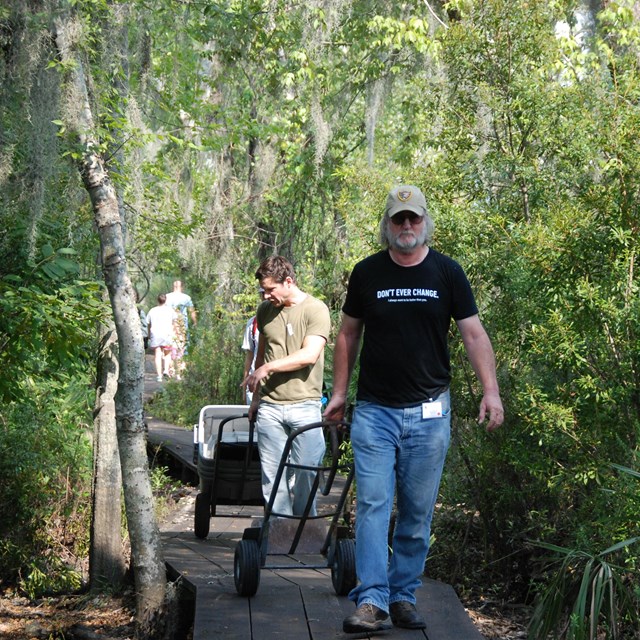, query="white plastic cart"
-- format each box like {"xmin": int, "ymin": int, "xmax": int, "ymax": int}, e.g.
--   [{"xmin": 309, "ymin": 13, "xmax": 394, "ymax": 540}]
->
[{"xmin": 193, "ymin": 405, "xmax": 263, "ymax": 539}]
